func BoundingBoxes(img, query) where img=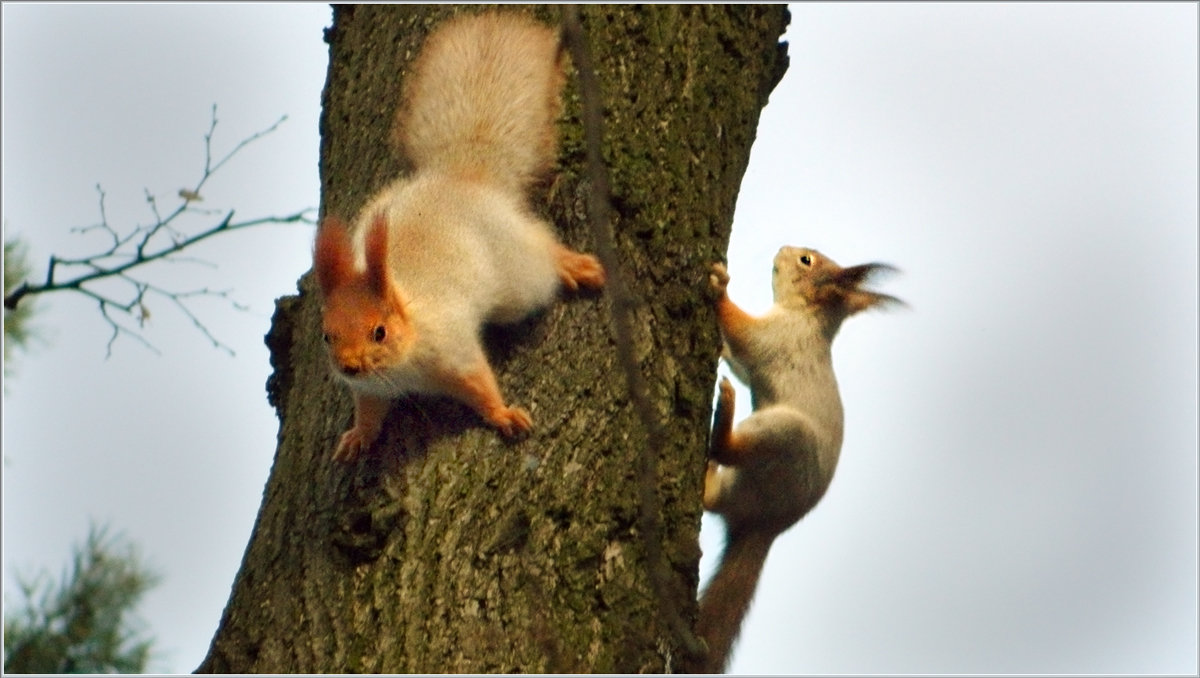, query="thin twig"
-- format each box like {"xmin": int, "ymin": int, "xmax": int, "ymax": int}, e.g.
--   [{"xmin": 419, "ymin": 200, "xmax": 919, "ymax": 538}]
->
[
  {"xmin": 210, "ymin": 113, "xmax": 288, "ymax": 176},
  {"xmin": 93, "ymin": 291, "xmax": 162, "ymax": 359},
  {"xmin": 2, "ymin": 106, "xmax": 317, "ymax": 358},
  {"xmin": 166, "ymin": 289, "xmax": 236, "ymax": 357}
]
